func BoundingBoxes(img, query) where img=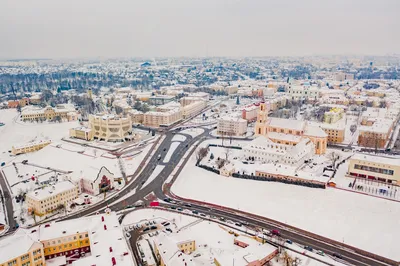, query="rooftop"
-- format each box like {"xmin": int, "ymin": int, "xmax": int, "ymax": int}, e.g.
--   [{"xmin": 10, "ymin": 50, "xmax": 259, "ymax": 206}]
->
[
  {"xmin": 351, "ymin": 153, "xmax": 400, "ymax": 166},
  {"xmin": 268, "ymin": 117, "xmax": 305, "ymax": 131},
  {"xmin": 26, "ymin": 181, "xmax": 76, "ymax": 201}
]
